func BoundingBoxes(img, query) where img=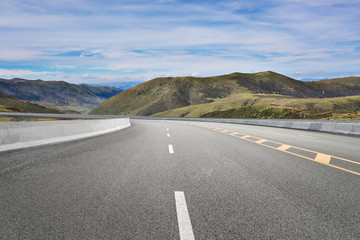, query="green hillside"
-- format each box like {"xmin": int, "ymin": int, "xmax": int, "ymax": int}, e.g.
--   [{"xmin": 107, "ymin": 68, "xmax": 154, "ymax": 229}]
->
[
  {"xmin": 304, "ymin": 77, "xmax": 360, "ymax": 97},
  {"xmin": 200, "ymin": 105, "xmax": 360, "ymax": 120},
  {"xmin": 201, "ymin": 106, "xmax": 307, "ymax": 119},
  {"xmin": 0, "ymin": 92, "xmax": 63, "ymax": 114},
  {"xmin": 90, "ymin": 71, "xmax": 360, "ymax": 117},
  {"xmin": 153, "ymin": 94, "xmax": 360, "ymax": 119},
  {"xmin": 90, "ymin": 74, "xmax": 247, "ymax": 115},
  {"xmin": 0, "ymin": 78, "xmax": 122, "ymax": 113}
]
